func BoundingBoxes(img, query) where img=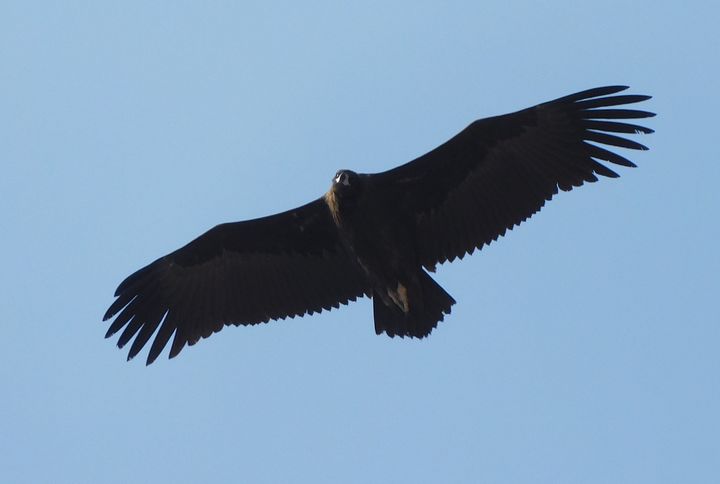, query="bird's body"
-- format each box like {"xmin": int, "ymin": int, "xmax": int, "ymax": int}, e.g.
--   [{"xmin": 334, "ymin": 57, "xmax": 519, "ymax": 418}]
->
[
  {"xmin": 325, "ymin": 170, "xmax": 455, "ymax": 337},
  {"xmin": 103, "ymin": 86, "xmax": 654, "ymax": 364}
]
